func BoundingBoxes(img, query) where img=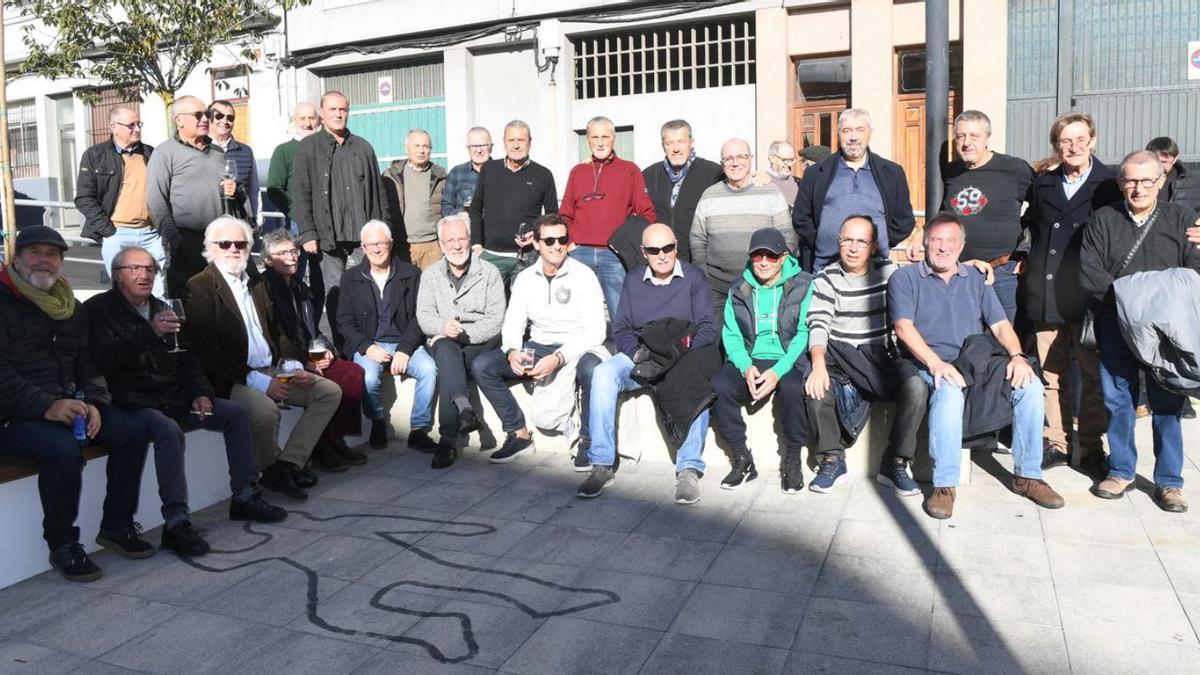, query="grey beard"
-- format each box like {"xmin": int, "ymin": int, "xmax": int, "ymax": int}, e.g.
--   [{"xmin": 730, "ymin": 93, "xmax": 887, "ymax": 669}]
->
[
  {"xmin": 215, "ymin": 258, "xmax": 248, "ymax": 276},
  {"xmin": 16, "ymin": 267, "xmax": 57, "ymax": 291}
]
